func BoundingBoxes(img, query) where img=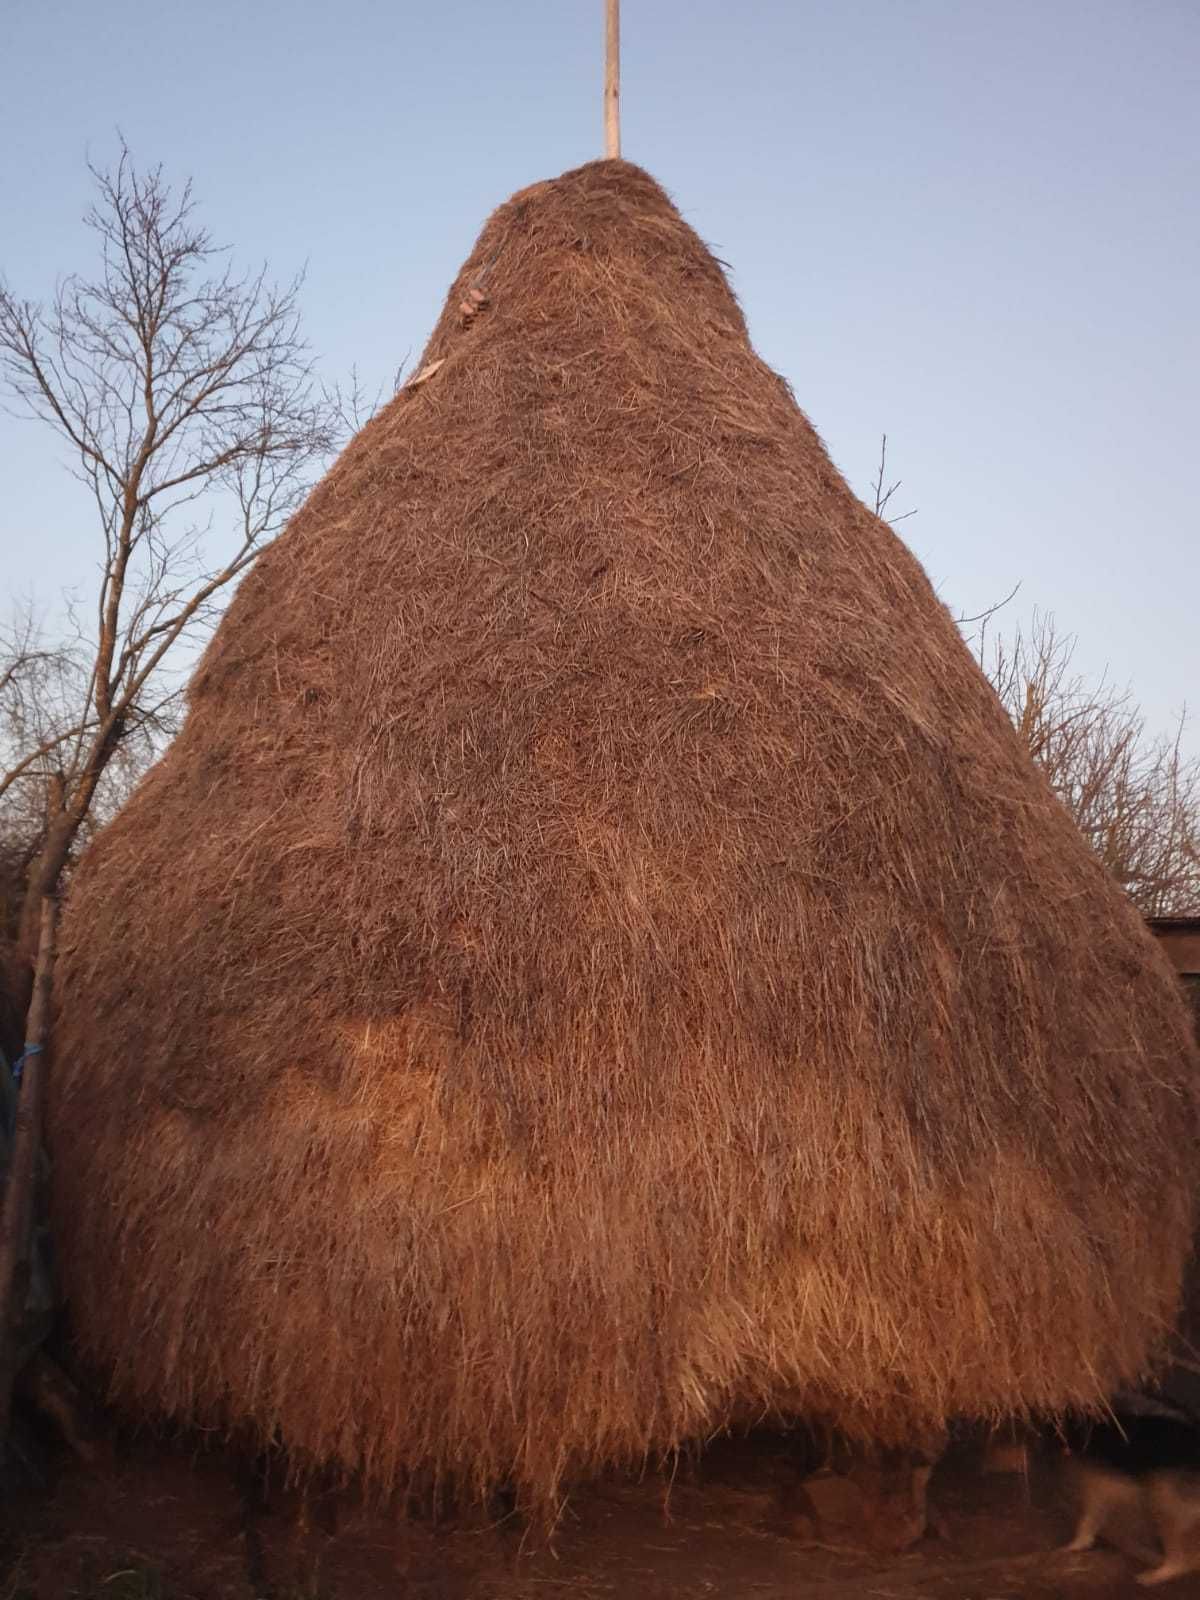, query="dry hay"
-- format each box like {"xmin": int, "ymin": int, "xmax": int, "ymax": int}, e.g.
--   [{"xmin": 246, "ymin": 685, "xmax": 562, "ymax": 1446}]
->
[{"xmin": 46, "ymin": 161, "xmax": 1200, "ymax": 1513}]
